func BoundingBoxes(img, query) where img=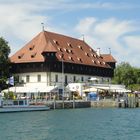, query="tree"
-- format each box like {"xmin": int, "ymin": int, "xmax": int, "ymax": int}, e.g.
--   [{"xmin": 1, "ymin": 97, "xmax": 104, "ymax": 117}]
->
[
  {"xmin": 113, "ymin": 62, "xmax": 136, "ymax": 87},
  {"xmin": 0, "ymin": 37, "xmax": 11, "ymax": 90},
  {"xmin": 133, "ymin": 68, "xmax": 140, "ymax": 84}
]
